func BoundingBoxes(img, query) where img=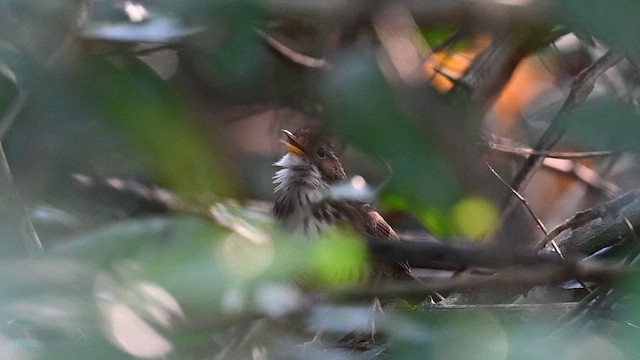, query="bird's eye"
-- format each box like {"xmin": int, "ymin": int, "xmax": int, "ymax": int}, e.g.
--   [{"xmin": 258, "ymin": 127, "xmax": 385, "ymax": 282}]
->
[{"xmin": 316, "ymin": 147, "xmax": 326, "ymax": 159}]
